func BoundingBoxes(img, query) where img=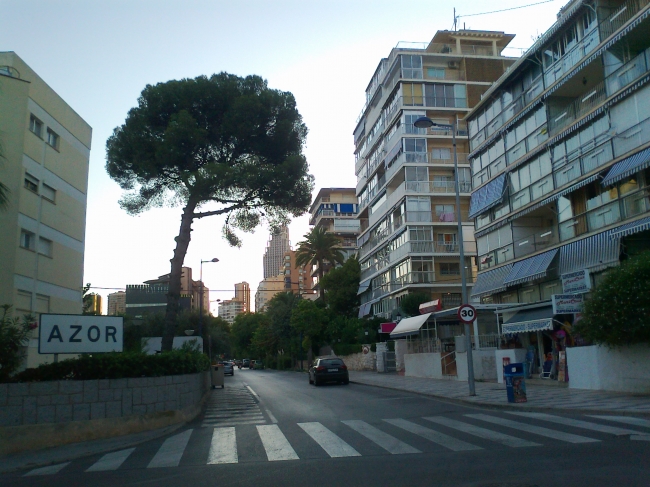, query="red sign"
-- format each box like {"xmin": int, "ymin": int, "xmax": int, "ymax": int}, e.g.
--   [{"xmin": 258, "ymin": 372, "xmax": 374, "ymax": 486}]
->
[
  {"xmin": 380, "ymin": 322, "xmax": 397, "ymax": 333},
  {"xmin": 419, "ymin": 300, "xmax": 442, "ymax": 314}
]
